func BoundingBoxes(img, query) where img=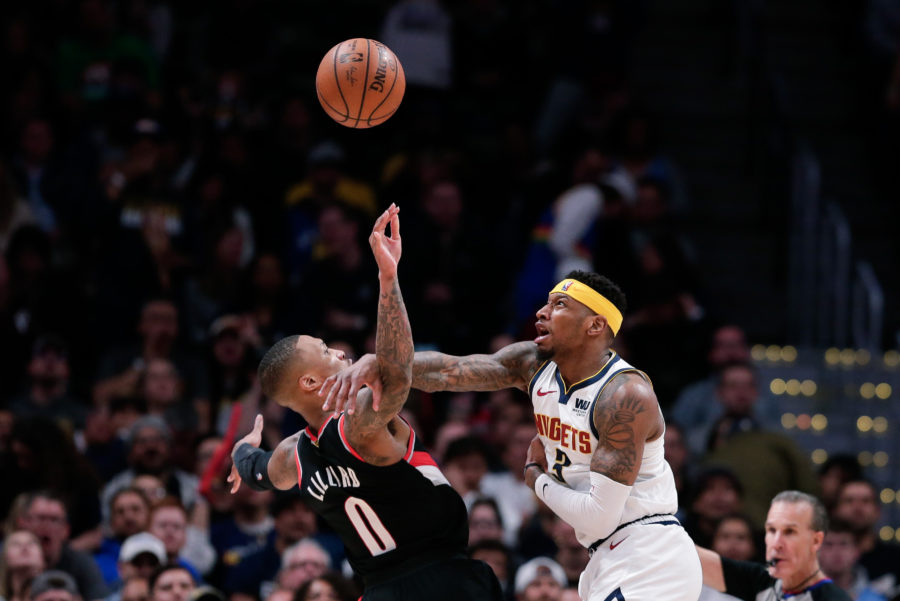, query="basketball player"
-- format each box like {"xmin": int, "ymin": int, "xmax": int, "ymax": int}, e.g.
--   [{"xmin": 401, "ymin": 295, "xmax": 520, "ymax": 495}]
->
[
  {"xmin": 696, "ymin": 491, "xmax": 851, "ymax": 600},
  {"xmin": 320, "ymin": 271, "xmax": 703, "ymax": 601},
  {"xmin": 226, "ymin": 205, "xmax": 502, "ymax": 601}
]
